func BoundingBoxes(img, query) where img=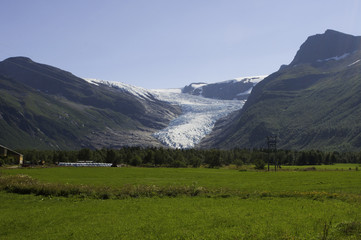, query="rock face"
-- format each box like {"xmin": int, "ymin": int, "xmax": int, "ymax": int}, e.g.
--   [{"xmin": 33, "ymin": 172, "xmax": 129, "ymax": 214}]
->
[
  {"xmin": 0, "ymin": 57, "xmax": 180, "ymax": 150},
  {"xmin": 182, "ymin": 76, "xmax": 266, "ymax": 100},
  {"xmin": 290, "ymin": 29, "xmax": 361, "ymax": 66},
  {"xmin": 199, "ymin": 30, "xmax": 361, "ymax": 151}
]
